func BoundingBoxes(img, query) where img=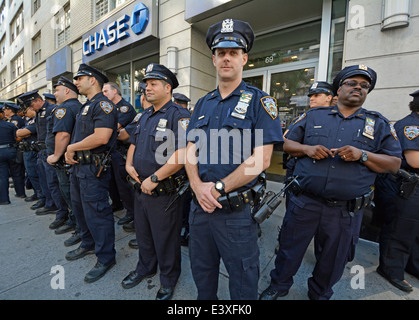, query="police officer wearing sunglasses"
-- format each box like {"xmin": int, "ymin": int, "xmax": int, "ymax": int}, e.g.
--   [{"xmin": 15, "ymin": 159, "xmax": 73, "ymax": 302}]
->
[{"xmin": 260, "ymin": 65, "xmax": 402, "ymax": 300}]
